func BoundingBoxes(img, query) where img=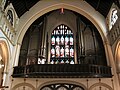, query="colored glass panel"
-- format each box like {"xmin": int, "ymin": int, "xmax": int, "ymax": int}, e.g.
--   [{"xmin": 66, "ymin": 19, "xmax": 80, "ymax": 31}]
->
[{"xmin": 50, "ymin": 24, "xmax": 74, "ymax": 64}]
